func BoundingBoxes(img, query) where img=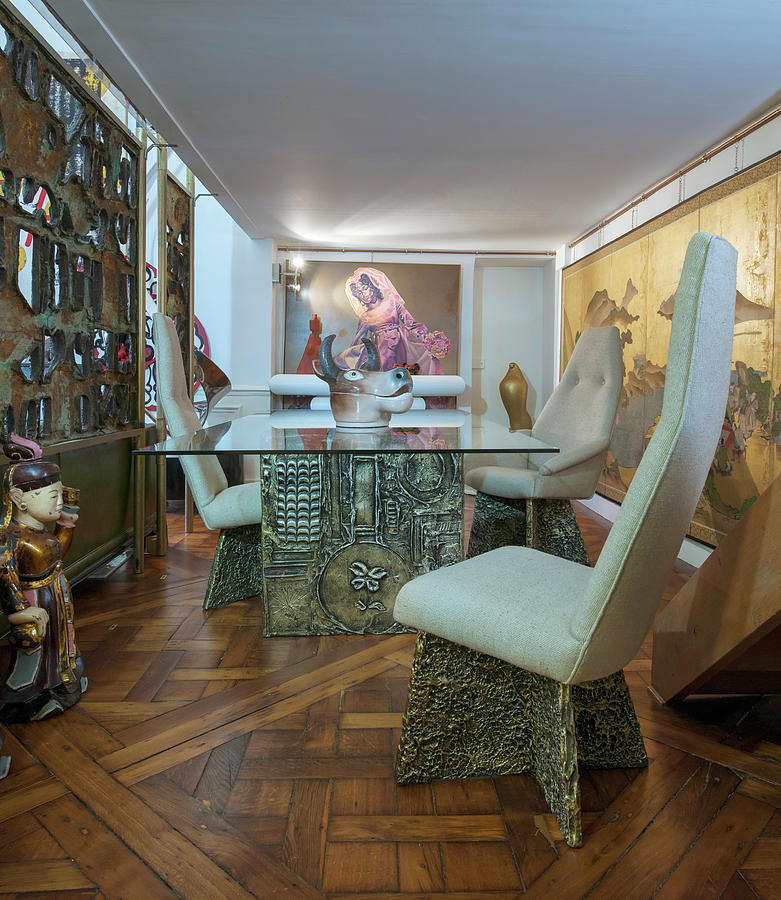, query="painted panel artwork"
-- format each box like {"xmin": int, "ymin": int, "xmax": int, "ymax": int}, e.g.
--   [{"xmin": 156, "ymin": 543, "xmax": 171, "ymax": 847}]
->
[
  {"xmin": 284, "ymin": 262, "xmax": 460, "ymax": 379},
  {"xmin": 562, "ymin": 156, "xmax": 781, "ymax": 545}
]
